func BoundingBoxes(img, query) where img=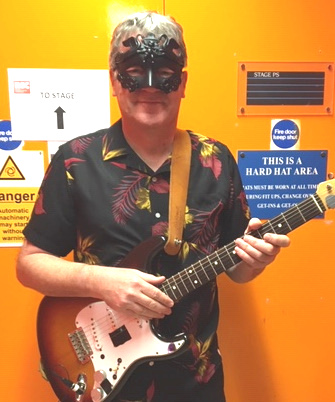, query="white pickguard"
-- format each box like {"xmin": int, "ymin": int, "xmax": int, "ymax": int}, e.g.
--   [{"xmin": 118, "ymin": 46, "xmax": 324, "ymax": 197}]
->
[{"xmin": 75, "ymin": 301, "xmax": 187, "ymax": 401}]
